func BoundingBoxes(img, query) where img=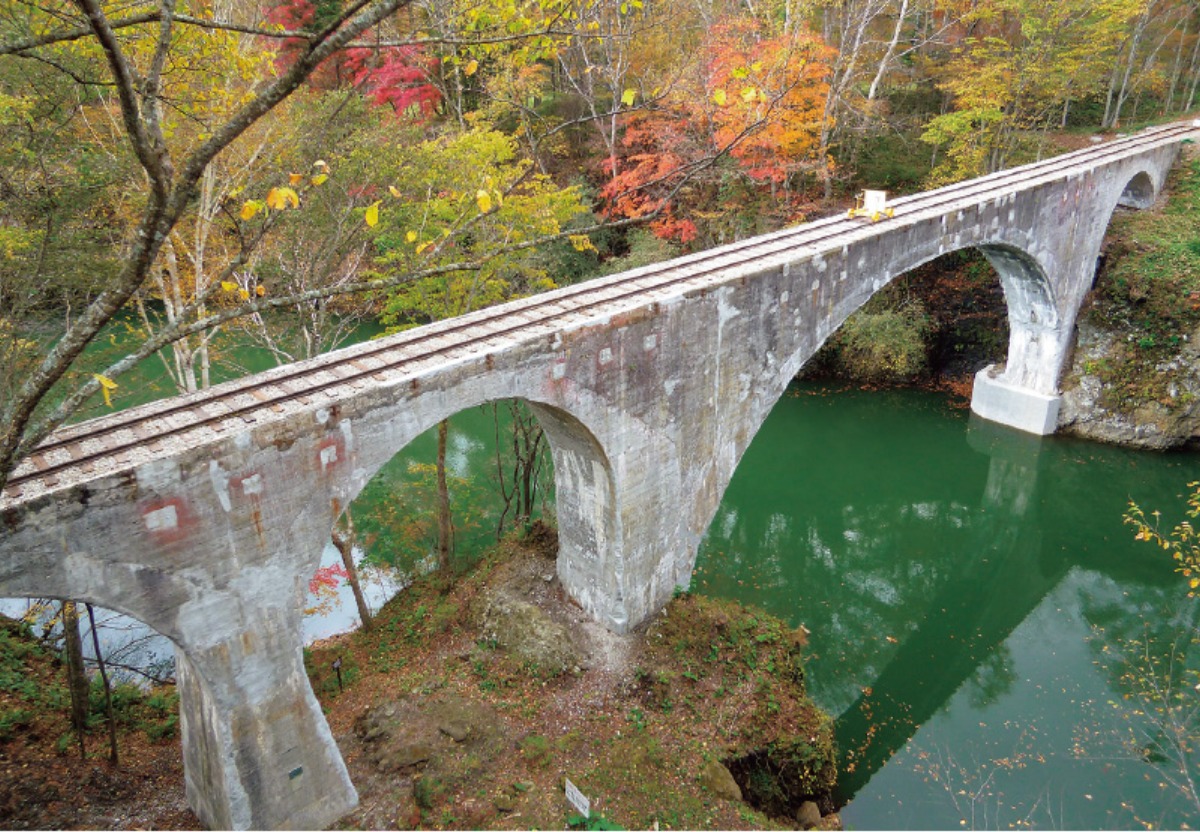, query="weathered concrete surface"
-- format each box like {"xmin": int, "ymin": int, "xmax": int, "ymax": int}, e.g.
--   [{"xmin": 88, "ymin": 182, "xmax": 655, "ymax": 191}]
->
[{"xmin": 0, "ymin": 124, "xmax": 1194, "ymax": 830}]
